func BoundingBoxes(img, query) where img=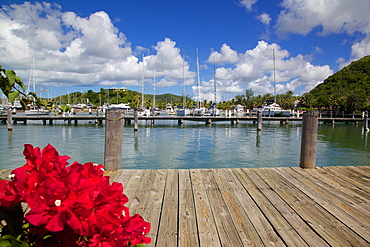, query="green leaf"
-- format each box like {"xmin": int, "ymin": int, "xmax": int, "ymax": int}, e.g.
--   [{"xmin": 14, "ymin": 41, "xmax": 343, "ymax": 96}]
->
[
  {"xmin": 8, "ymin": 91, "xmax": 19, "ymax": 105},
  {"xmin": 0, "ymin": 235, "xmax": 29, "ymax": 247},
  {"xmin": 60, "ymin": 105, "xmax": 70, "ymax": 113},
  {"xmin": 4, "ymin": 70, "xmax": 16, "ymax": 87}
]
